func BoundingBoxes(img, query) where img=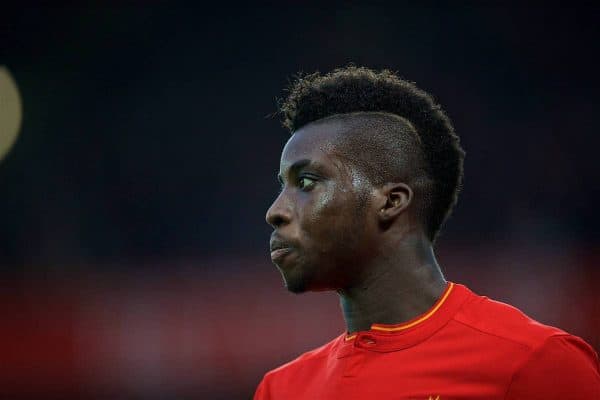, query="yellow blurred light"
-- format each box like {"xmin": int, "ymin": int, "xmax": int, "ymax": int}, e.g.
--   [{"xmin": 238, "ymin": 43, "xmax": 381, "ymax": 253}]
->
[{"xmin": 0, "ymin": 66, "xmax": 23, "ymax": 162}]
